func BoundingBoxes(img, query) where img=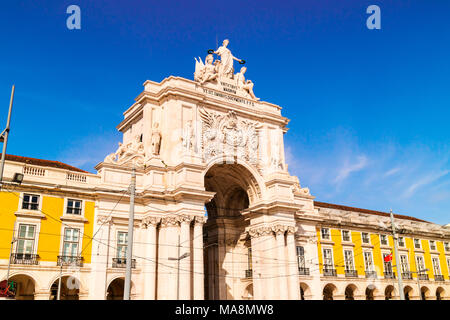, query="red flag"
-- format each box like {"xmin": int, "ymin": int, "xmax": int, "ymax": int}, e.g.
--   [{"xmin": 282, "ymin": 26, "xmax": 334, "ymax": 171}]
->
[{"xmin": 384, "ymin": 253, "xmax": 393, "ymax": 262}]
